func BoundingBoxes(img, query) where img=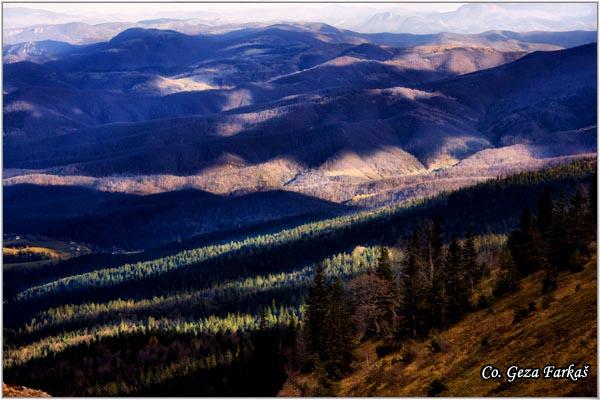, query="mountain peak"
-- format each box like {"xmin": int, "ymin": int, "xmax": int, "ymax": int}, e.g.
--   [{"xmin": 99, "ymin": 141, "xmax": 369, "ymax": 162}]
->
[{"xmin": 109, "ymin": 27, "xmax": 188, "ymax": 44}]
